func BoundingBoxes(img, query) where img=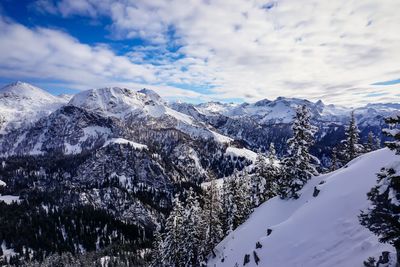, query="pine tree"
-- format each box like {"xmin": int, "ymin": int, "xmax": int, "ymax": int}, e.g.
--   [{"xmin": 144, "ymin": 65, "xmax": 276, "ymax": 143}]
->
[
  {"xmin": 220, "ymin": 177, "xmax": 233, "ymax": 236},
  {"xmin": 151, "ymin": 230, "xmax": 164, "ymax": 267},
  {"xmin": 365, "ymin": 131, "xmax": 376, "ymax": 152},
  {"xmin": 375, "ymin": 136, "xmax": 381, "ymax": 150},
  {"xmin": 359, "ymin": 112, "xmax": 400, "ymax": 266},
  {"xmin": 280, "ymin": 105, "xmax": 319, "ymax": 199},
  {"xmin": 201, "ymin": 179, "xmax": 223, "ymax": 259},
  {"xmin": 161, "ymin": 194, "xmax": 185, "ymax": 266},
  {"xmin": 232, "ymin": 172, "xmax": 252, "ymax": 229},
  {"xmin": 343, "ymin": 111, "xmax": 363, "ymax": 161},
  {"xmin": 265, "ymin": 143, "xmax": 279, "ymax": 199},
  {"xmin": 251, "ymin": 153, "xmax": 268, "ymax": 207},
  {"xmin": 238, "ymin": 172, "xmax": 252, "ymax": 224},
  {"xmin": 330, "ymin": 147, "xmax": 338, "ymax": 171},
  {"xmin": 182, "ymin": 188, "xmax": 203, "ymax": 266},
  {"xmin": 251, "ymin": 144, "xmax": 279, "ymax": 207}
]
